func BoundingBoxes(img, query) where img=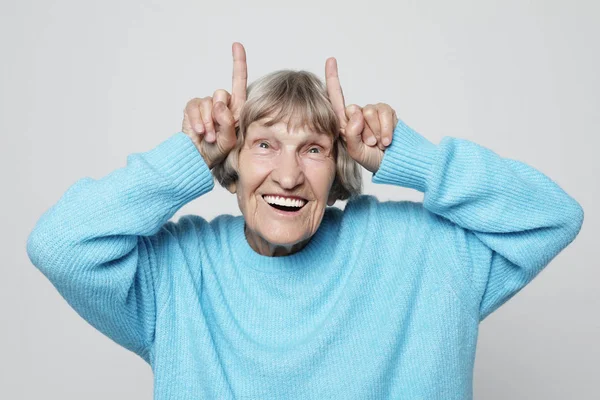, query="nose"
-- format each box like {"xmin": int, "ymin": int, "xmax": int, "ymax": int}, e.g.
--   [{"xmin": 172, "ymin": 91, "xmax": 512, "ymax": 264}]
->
[{"xmin": 271, "ymin": 151, "xmax": 305, "ymax": 190}]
